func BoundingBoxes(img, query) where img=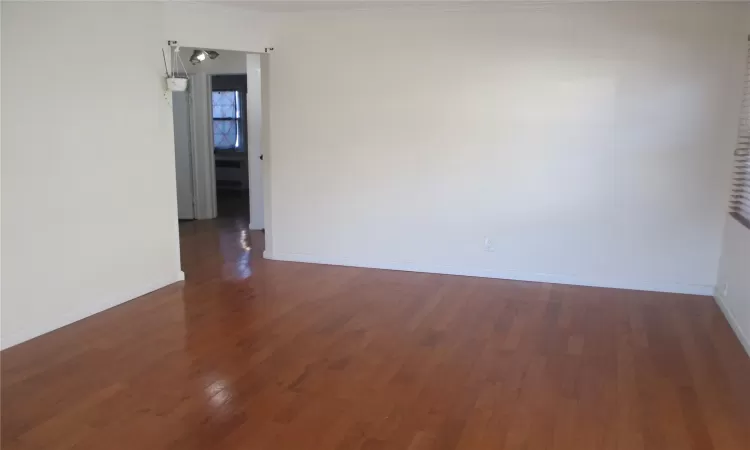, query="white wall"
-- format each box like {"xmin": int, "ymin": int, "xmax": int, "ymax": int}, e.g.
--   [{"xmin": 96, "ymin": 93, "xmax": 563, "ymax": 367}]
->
[
  {"xmin": 715, "ymin": 218, "xmax": 750, "ymax": 355},
  {"xmin": 1, "ymin": 1, "xmax": 746, "ymax": 349},
  {"xmin": 714, "ymin": 5, "xmax": 750, "ymax": 356},
  {"xmin": 264, "ymin": 3, "xmax": 748, "ymax": 295},
  {"xmin": 163, "ymin": 1, "xmax": 271, "ymax": 54},
  {"xmin": 0, "ymin": 1, "xmax": 273, "ymax": 348},
  {"xmin": 0, "ymin": 2, "xmax": 182, "ymax": 349}
]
